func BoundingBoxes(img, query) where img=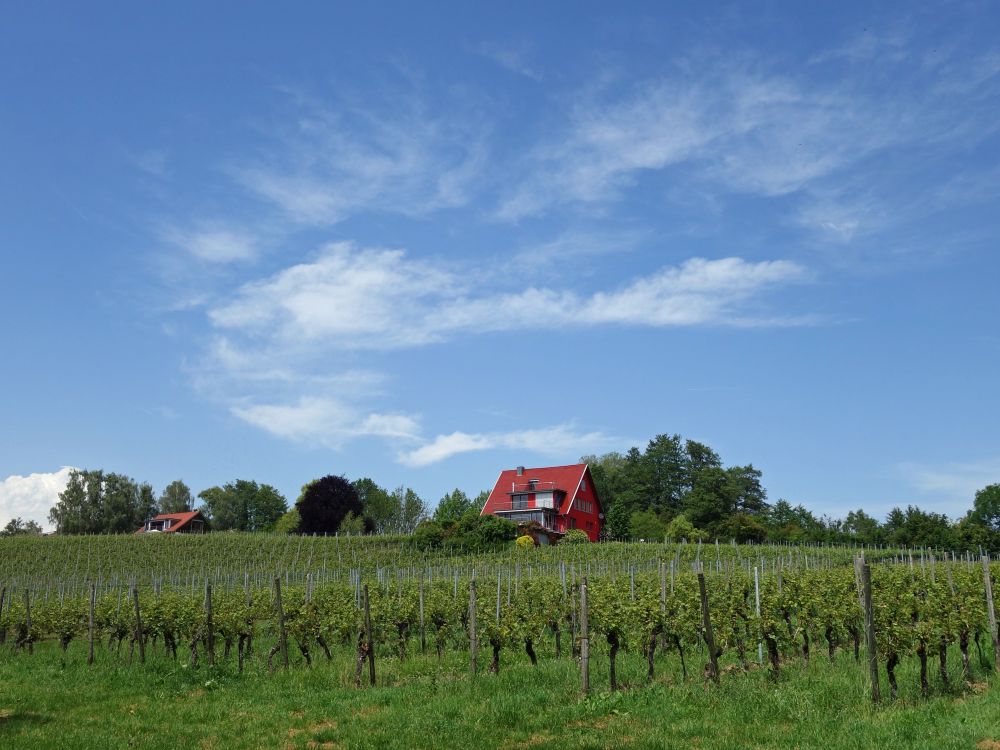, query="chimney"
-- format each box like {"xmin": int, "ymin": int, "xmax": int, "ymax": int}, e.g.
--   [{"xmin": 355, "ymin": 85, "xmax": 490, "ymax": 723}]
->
[{"xmin": 516, "ymin": 466, "xmax": 525, "ymax": 476}]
